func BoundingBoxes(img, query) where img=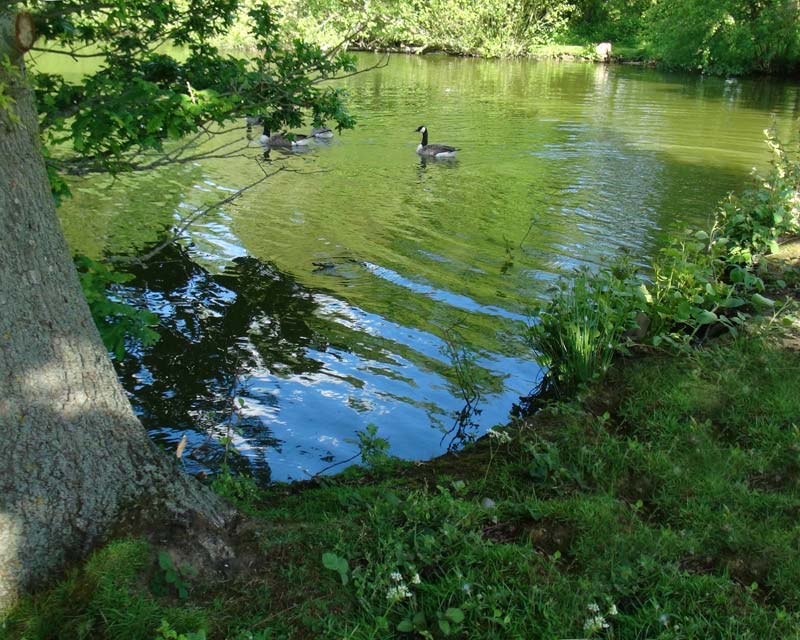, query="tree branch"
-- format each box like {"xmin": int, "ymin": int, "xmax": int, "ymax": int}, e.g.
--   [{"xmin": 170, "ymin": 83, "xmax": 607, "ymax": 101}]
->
[
  {"xmin": 138, "ymin": 137, "xmax": 254, "ymax": 171},
  {"xmin": 30, "ymin": 45, "xmax": 105, "ymax": 59},
  {"xmin": 33, "ymin": 2, "xmax": 118, "ymax": 20},
  {"xmin": 310, "ymin": 55, "xmax": 389, "ymax": 85},
  {"xmin": 109, "ymin": 160, "xmax": 285, "ymax": 266}
]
